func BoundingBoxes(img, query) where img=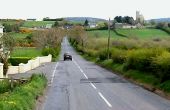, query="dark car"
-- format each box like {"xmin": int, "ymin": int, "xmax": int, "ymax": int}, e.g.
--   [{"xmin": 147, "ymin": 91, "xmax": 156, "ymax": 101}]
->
[{"xmin": 64, "ymin": 53, "xmax": 72, "ymax": 61}]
